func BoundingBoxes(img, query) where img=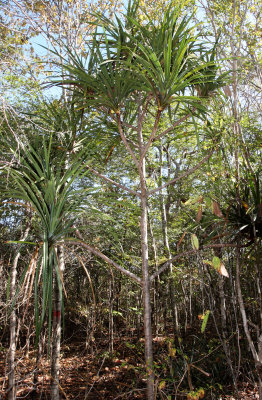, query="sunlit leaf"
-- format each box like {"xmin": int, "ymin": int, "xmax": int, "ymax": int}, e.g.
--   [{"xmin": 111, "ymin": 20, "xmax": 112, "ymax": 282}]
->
[
  {"xmin": 159, "ymin": 380, "xmax": 166, "ymax": 390},
  {"xmin": 213, "ymin": 256, "xmax": 221, "ymax": 270},
  {"xmin": 203, "ymin": 259, "xmax": 213, "ymax": 266},
  {"xmin": 191, "ymin": 233, "xmax": 199, "ymax": 250},
  {"xmin": 201, "ymin": 310, "xmax": 210, "ymax": 333}
]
